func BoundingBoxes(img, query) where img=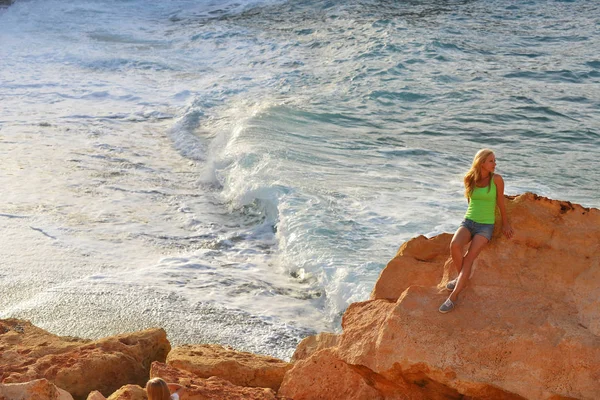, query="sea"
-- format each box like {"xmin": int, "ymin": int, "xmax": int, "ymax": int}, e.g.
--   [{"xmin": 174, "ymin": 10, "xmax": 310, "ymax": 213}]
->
[{"xmin": 0, "ymin": 0, "xmax": 598, "ymax": 360}]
